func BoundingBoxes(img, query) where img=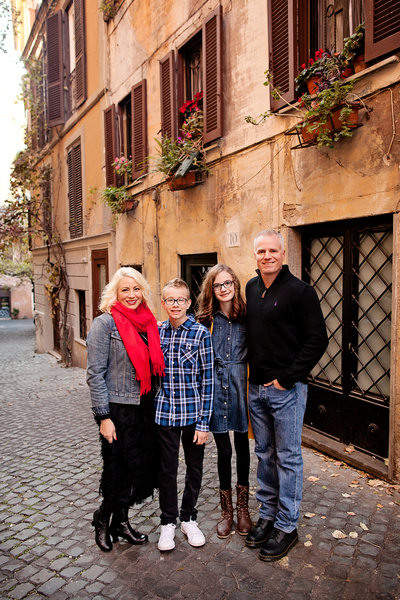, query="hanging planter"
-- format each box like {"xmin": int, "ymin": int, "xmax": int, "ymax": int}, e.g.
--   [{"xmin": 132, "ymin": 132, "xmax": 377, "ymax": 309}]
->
[
  {"xmin": 167, "ymin": 170, "xmax": 207, "ymax": 191},
  {"xmin": 299, "ymin": 102, "xmax": 362, "ymax": 146}
]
